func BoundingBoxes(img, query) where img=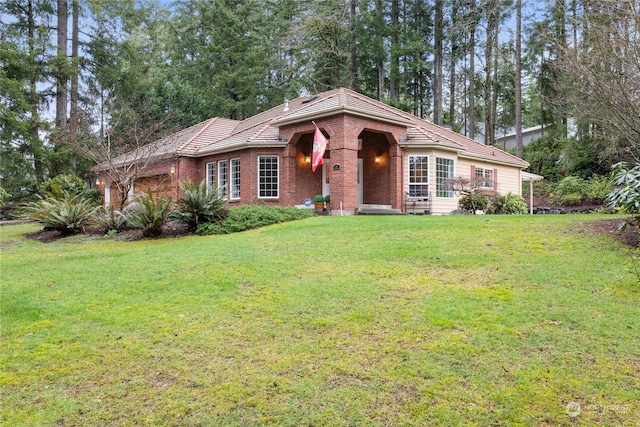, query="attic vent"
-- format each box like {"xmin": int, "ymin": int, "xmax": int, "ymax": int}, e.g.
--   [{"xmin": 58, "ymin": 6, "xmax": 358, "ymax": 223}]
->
[{"xmin": 301, "ymin": 95, "xmax": 318, "ymax": 104}]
